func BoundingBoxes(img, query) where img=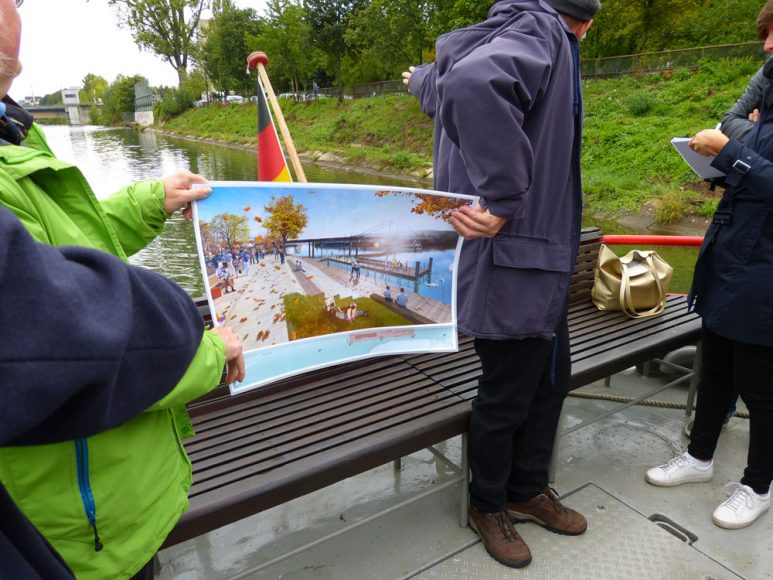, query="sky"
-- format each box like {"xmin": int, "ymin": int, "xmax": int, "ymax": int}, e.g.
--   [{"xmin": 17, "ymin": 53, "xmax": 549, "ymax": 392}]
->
[
  {"xmin": 15, "ymin": 0, "xmax": 268, "ymax": 100},
  {"xmin": 197, "ymin": 185, "xmax": 455, "ymax": 240}
]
